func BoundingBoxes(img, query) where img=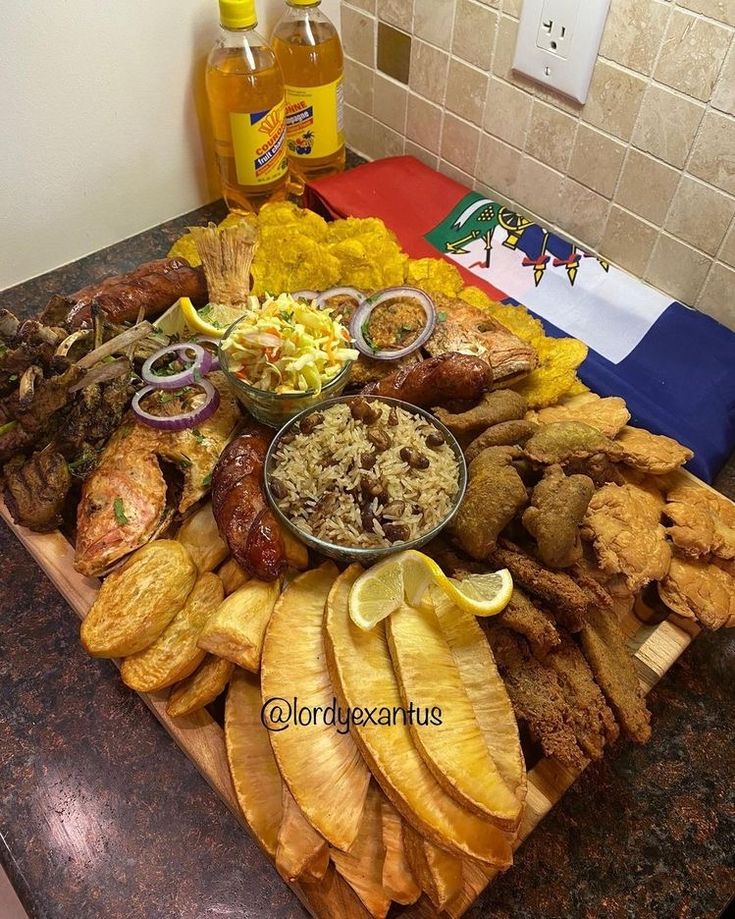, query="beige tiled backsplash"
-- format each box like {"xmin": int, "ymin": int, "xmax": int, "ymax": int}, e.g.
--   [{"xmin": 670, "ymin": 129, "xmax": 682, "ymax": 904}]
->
[{"xmin": 340, "ymin": 0, "xmax": 735, "ymax": 327}]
